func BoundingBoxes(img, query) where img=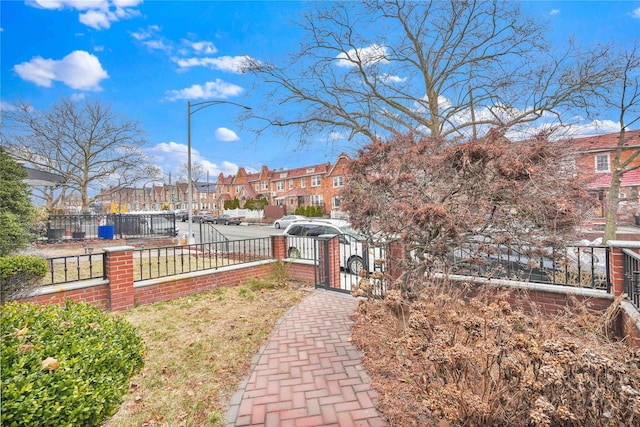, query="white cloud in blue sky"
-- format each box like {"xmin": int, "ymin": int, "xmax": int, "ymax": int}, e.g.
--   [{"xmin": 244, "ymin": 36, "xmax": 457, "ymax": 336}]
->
[
  {"xmin": 632, "ymin": 7, "xmax": 640, "ymax": 18},
  {"xmin": 549, "ymin": 9, "xmax": 560, "ymax": 16},
  {"xmin": 335, "ymin": 44, "xmax": 389, "ymax": 68},
  {"xmin": 215, "ymin": 128, "xmax": 240, "ymax": 142},
  {"xmin": 14, "ymin": 50, "xmax": 108, "ymax": 90},
  {"xmin": 171, "ymin": 56, "xmax": 252, "ymax": 73},
  {"xmin": 29, "ymin": 0, "xmax": 142, "ymax": 30},
  {"xmin": 164, "ymin": 80, "xmax": 244, "ymax": 101}
]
